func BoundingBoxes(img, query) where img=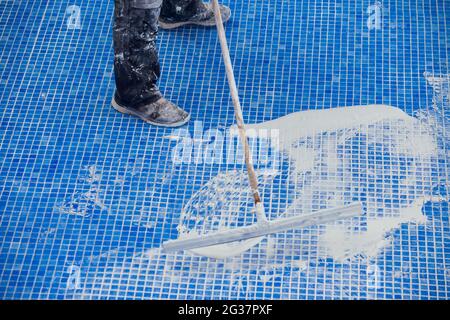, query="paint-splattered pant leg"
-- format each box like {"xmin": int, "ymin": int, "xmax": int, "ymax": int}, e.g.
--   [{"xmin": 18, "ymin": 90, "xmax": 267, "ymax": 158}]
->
[{"xmin": 113, "ymin": 0, "xmax": 163, "ymax": 108}]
